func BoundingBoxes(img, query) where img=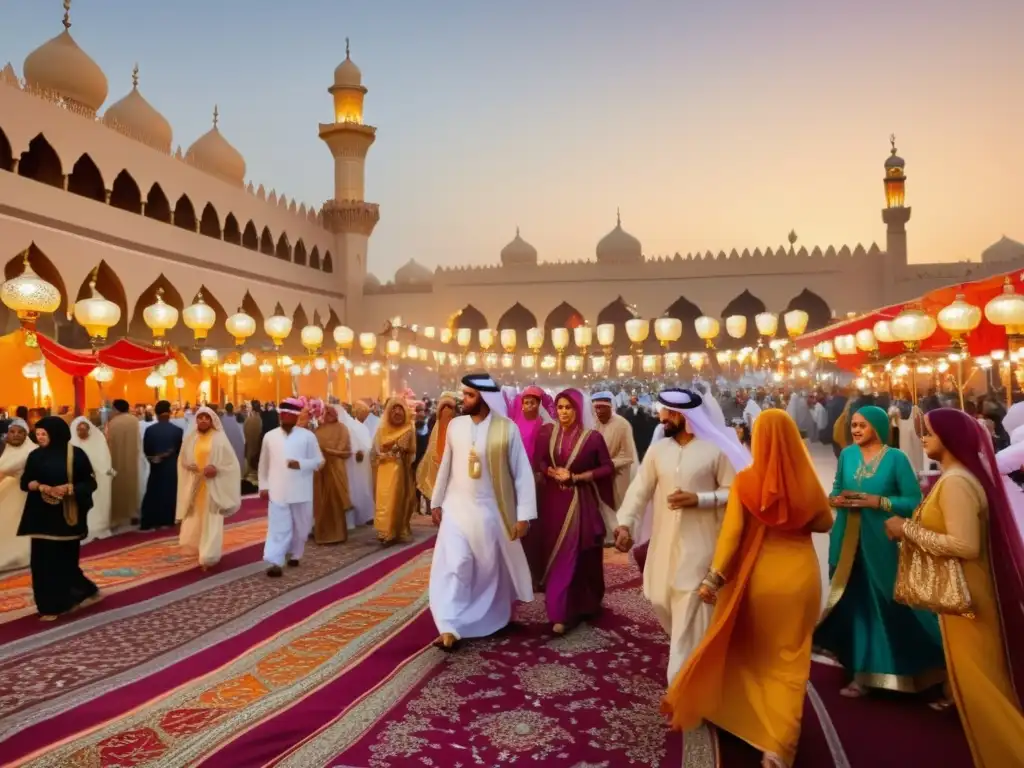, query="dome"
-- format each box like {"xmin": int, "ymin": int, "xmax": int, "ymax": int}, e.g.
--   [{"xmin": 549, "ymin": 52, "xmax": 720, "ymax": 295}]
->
[
  {"xmin": 500, "ymin": 227, "xmax": 538, "ymax": 266},
  {"xmin": 103, "ymin": 65, "xmax": 173, "ymax": 153},
  {"xmin": 185, "ymin": 106, "xmax": 247, "ymax": 186},
  {"xmin": 982, "ymin": 236, "xmax": 1024, "ymax": 264},
  {"xmin": 596, "ymin": 212, "xmax": 642, "ymax": 264},
  {"xmin": 395, "ymin": 258, "xmax": 433, "ymax": 285},
  {"xmin": 885, "ymin": 135, "xmax": 905, "ymax": 171},
  {"xmin": 364, "ymin": 273, "xmax": 381, "ymax": 291},
  {"xmin": 333, "ymin": 40, "xmax": 362, "ymax": 88},
  {"xmin": 23, "ymin": 12, "xmax": 108, "ymax": 113}
]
